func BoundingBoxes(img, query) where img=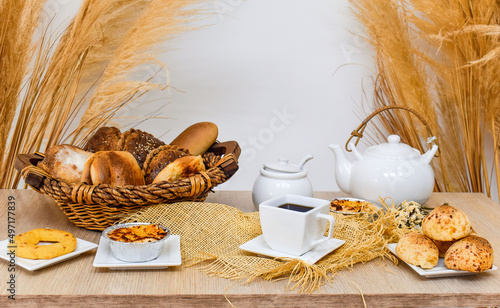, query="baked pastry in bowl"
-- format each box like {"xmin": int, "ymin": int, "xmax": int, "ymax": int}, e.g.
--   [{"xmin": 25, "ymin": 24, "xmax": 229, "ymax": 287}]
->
[{"xmin": 103, "ymin": 223, "xmax": 170, "ymax": 262}]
